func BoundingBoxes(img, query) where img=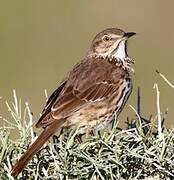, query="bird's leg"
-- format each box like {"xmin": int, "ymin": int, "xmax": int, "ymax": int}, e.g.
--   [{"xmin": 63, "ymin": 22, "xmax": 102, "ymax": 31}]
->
[
  {"xmin": 75, "ymin": 134, "xmax": 84, "ymax": 144},
  {"xmin": 89, "ymin": 130, "xmax": 94, "ymax": 136}
]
